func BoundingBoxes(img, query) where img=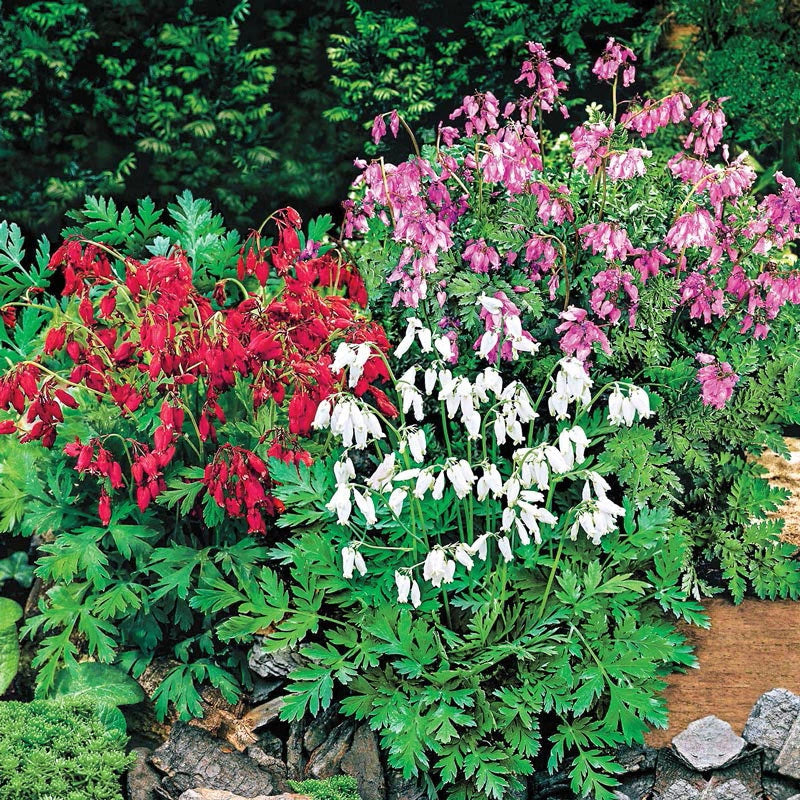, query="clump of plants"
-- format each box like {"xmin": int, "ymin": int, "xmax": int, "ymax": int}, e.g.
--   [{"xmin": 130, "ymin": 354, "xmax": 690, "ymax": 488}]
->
[
  {"xmin": 193, "ymin": 38, "xmax": 800, "ymax": 800},
  {"xmin": 0, "ymin": 192, "xmax": 393, "ymax": 716},
  {"xmin": 0, "ymin": 698, "xmax": 133, "ymax": 800}
]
